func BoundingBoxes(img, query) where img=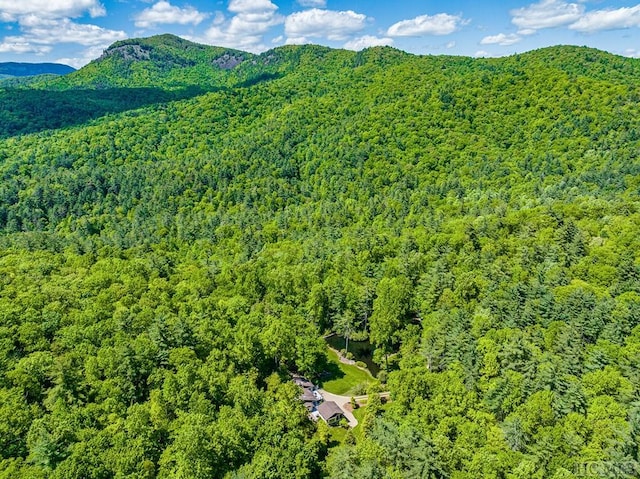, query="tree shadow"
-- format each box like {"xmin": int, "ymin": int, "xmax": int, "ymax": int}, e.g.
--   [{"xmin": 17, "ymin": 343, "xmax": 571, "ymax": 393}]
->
[
  {"xmin": 236, "ymin": 72, "xmax": 283, "ymax": 88},
  {"xmin": 0, "ymin": 85, "xmax": 218, "ymax": 138},
  {"xmin": 317, "ymin": 356, "xmax": 345, "ymax": 385}
]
